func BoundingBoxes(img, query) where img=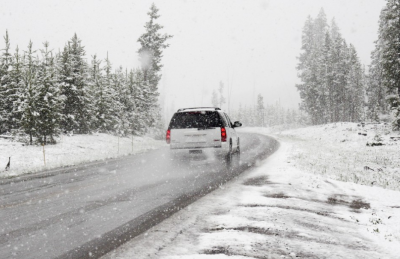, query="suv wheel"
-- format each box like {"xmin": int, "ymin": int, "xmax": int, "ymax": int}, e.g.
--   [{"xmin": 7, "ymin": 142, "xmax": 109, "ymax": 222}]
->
[
  {"xmin": 225, "ymin": 141, "xmax": 233, "ymax": 169},
  {"xmin": 234, "ymin": 139, "xmax": 240, "ymax": 168}
]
